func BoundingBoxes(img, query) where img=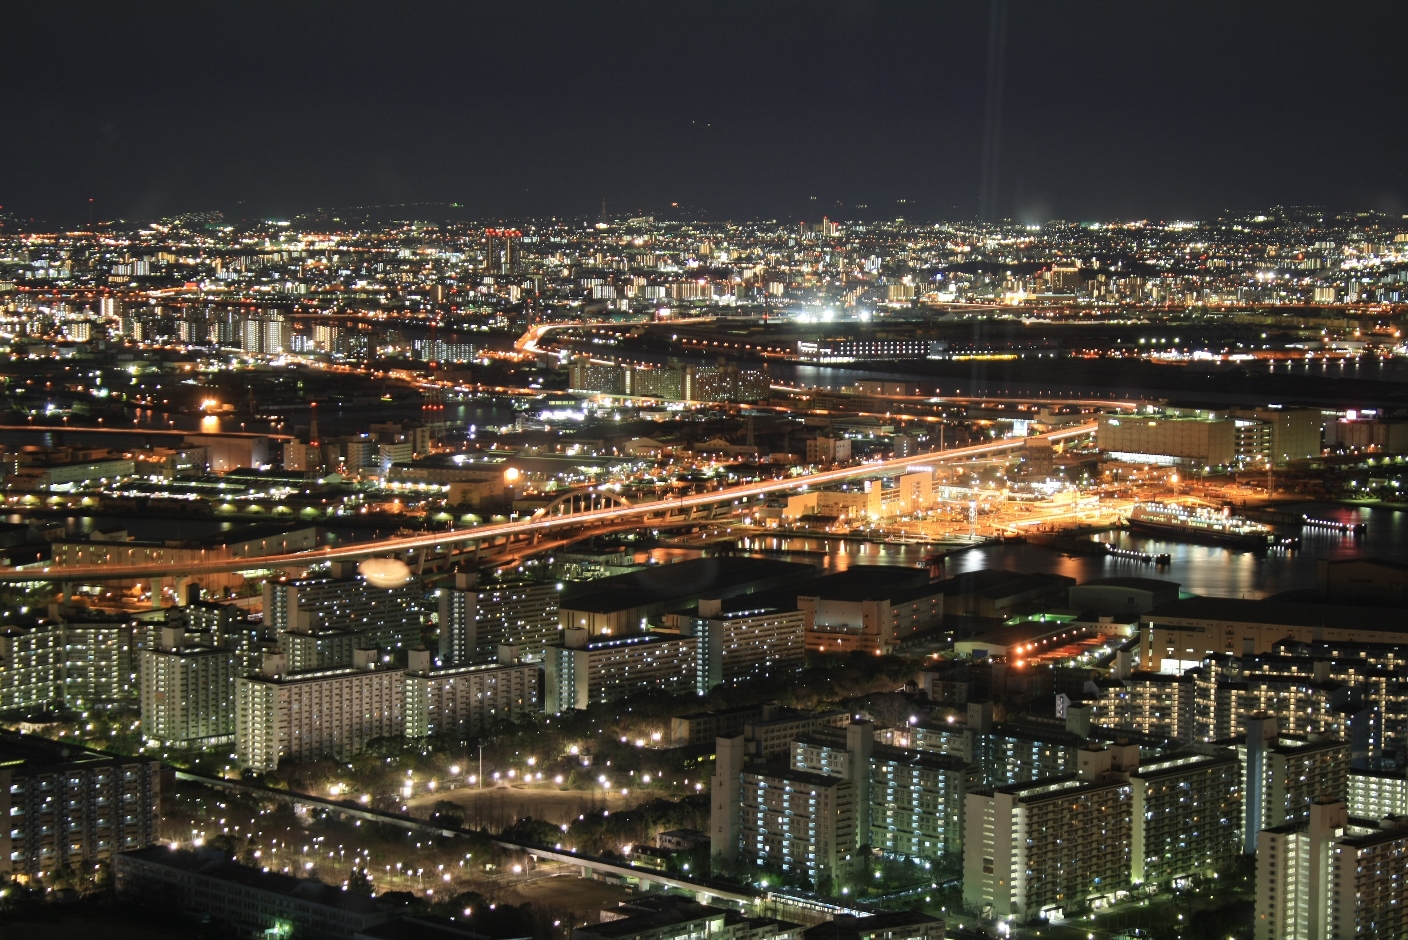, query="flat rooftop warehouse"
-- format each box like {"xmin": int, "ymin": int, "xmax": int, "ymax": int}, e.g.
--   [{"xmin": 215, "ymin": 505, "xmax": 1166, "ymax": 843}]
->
[
  {"xmin": 938, "ymin": 569, "xmax": 1077, "ymax": 619},
  {"xmin": 1068, "ymin": 577, "xmax": 1181, "ymax": 616},
  {"xmin": 704, "ymin": 565, "xmax": 933, "ymax": 615},
  {"xmin": 798, "ymin": 565, "xmax": 933, "ymax": 601},
  {"xmin": 559, "ymin": 556, "xmax": 818, "ymax": 635}
]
